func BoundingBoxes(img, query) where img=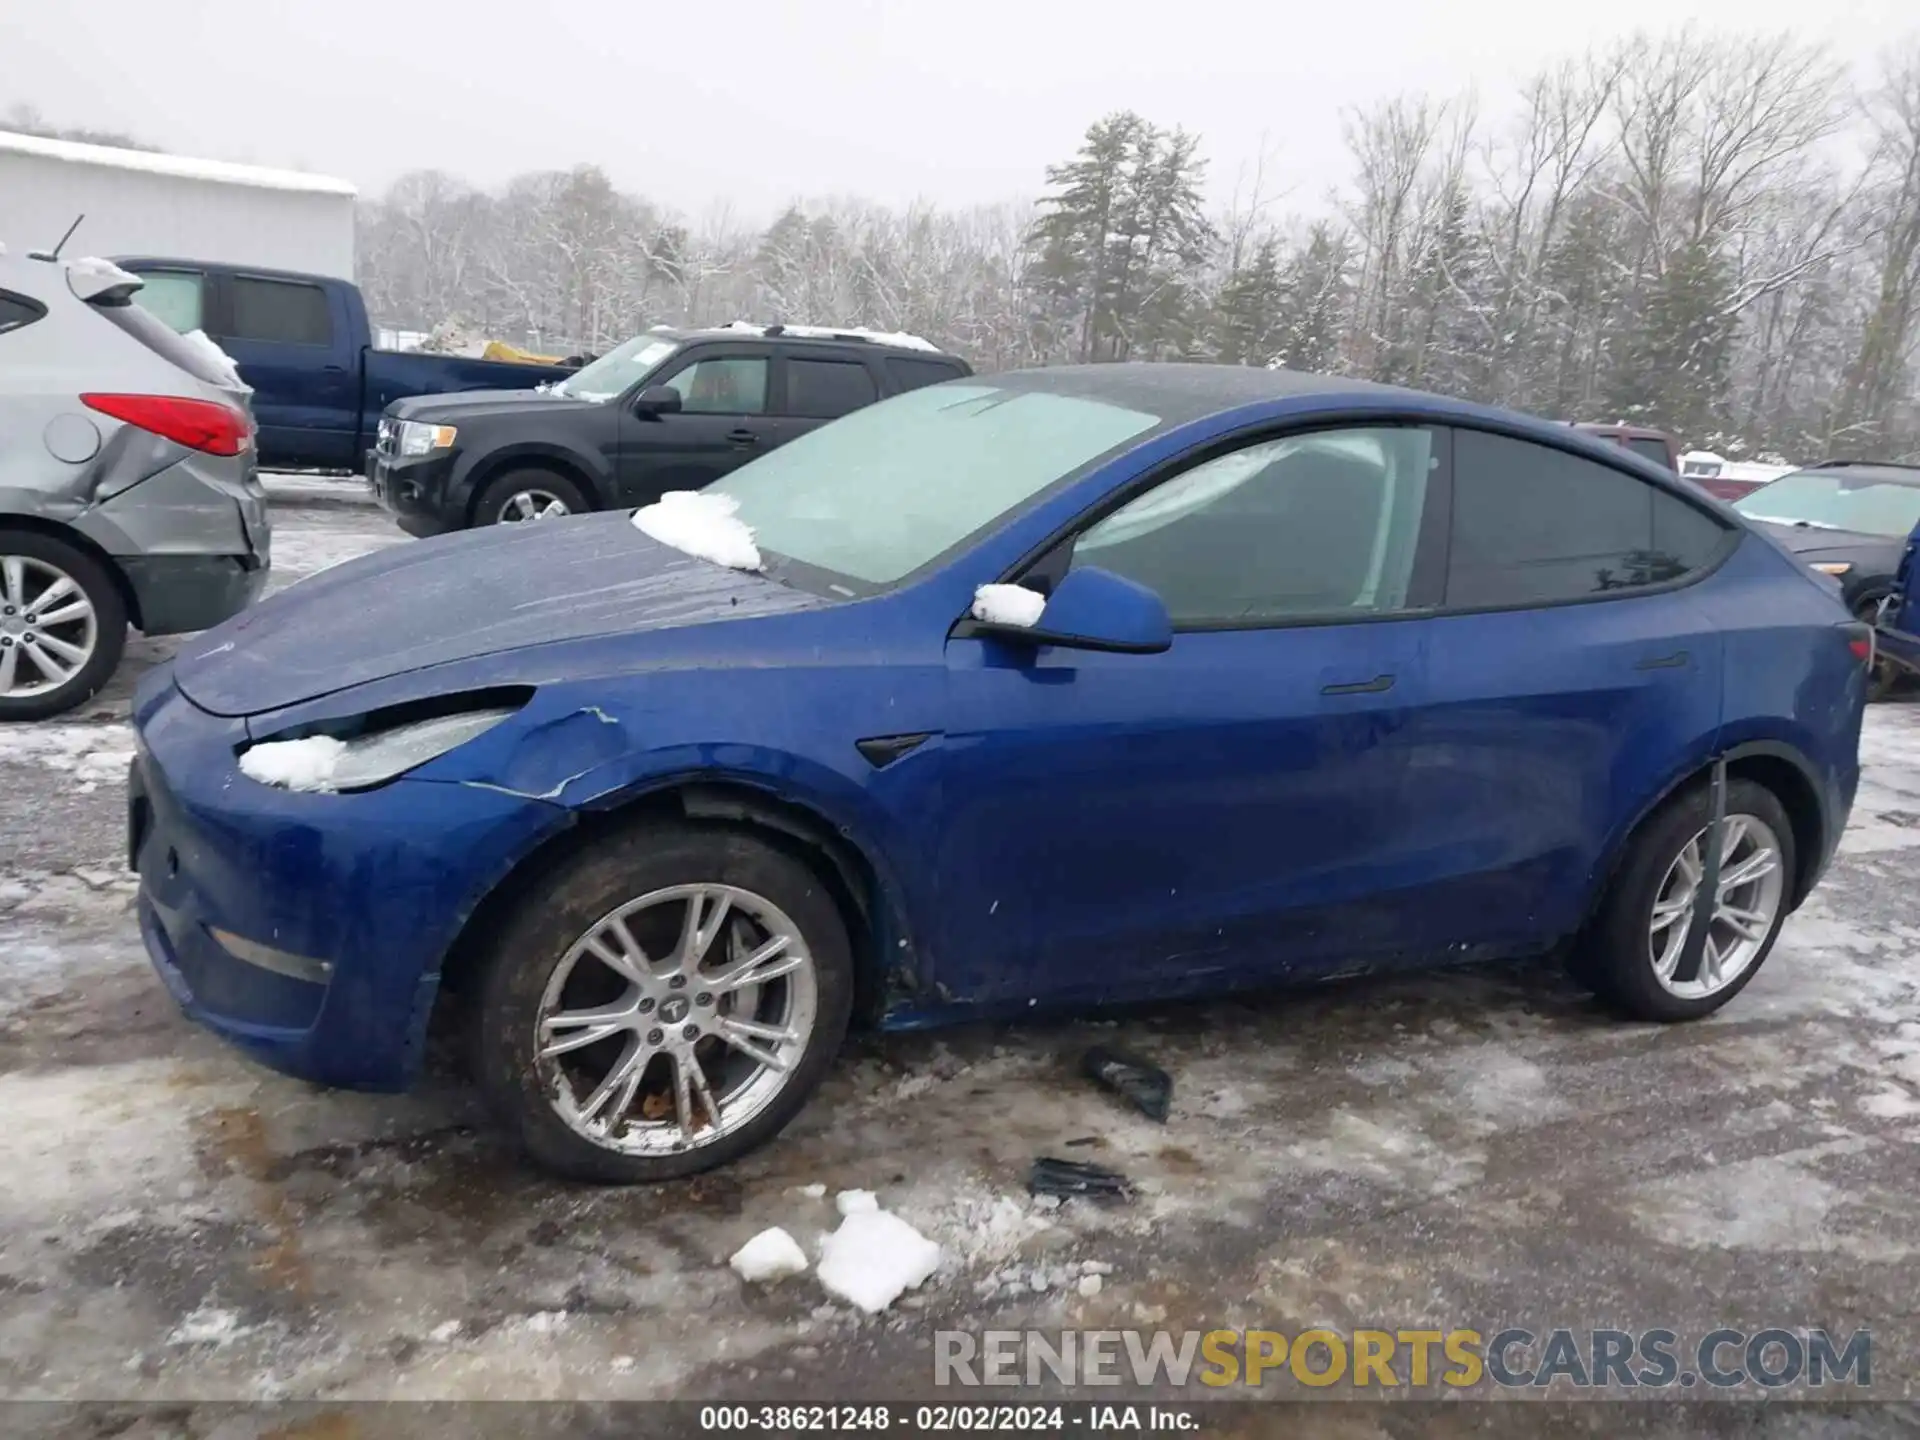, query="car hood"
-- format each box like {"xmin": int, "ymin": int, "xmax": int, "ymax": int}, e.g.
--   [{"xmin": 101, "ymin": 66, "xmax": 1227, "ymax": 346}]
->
[
  {"xmin": 173, "ymin": 513, "xmax": 830, "ymax": 717},
  {"xmin": 387, "ymin": 388, "xmax": 595, "ymax": 424},
  {"xmin": 1750, "ymin": 520, "xmax": 1901, "ymax": 562}
]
